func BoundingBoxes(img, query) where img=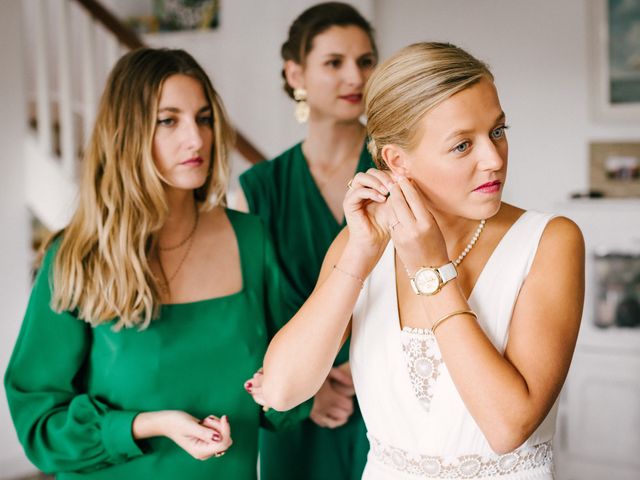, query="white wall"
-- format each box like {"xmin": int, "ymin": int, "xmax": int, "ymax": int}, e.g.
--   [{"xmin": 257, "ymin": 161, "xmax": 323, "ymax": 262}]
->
[
  {"xmin": 0, "ymin": 2, "xmax": 33, "ymax": 478},
  {"xmin": 374, "ymin": 0, "xmax": 640, "ymax": 212}
]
